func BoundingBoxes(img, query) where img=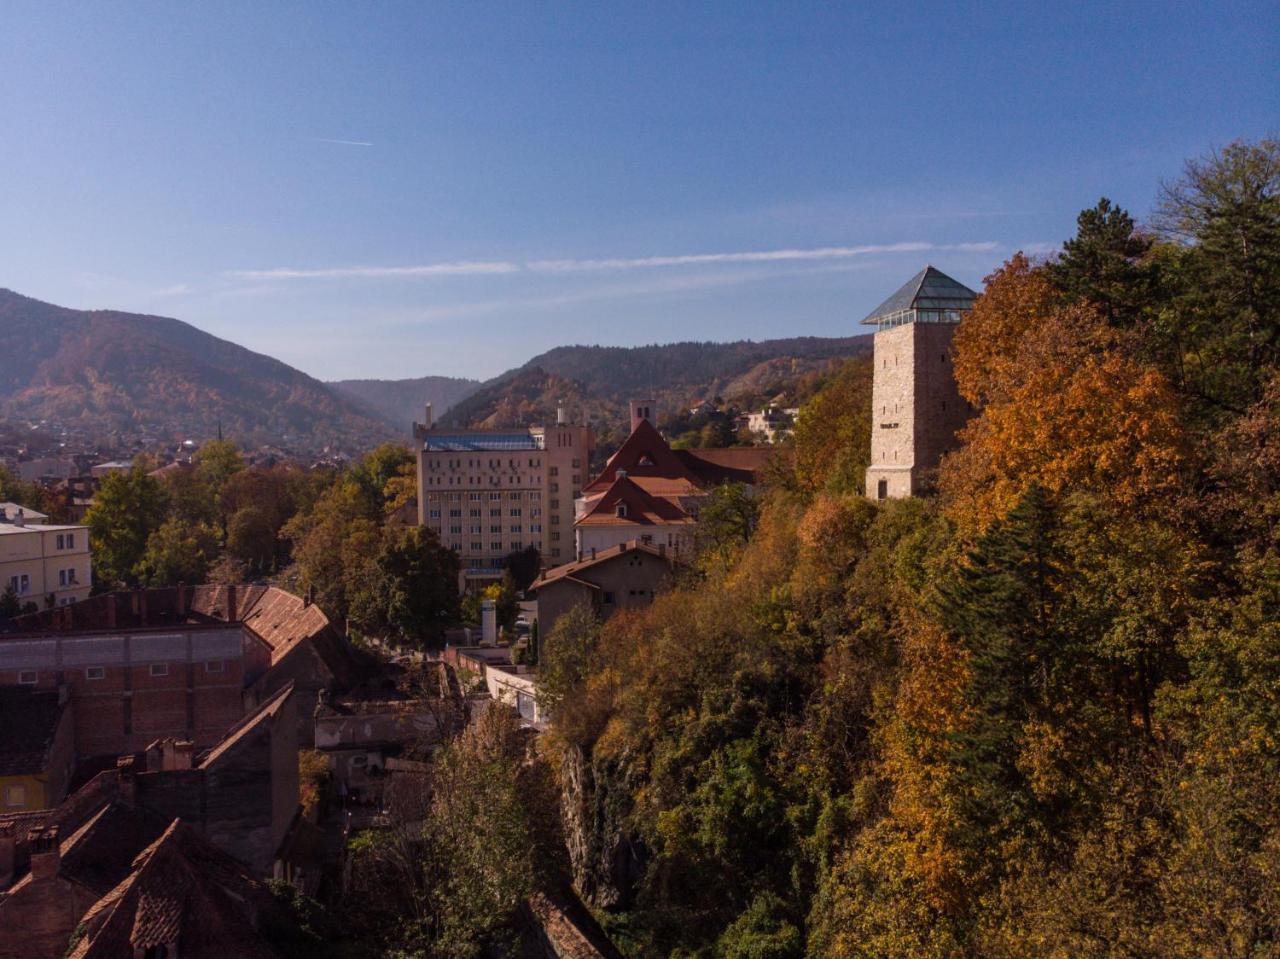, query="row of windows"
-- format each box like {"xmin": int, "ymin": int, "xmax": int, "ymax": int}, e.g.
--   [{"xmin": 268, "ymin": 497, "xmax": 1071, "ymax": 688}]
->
[
  {"xmin": 426, "ymin": 491, "xmax": 540, "ymax": 504},
  {"xmin": 55, "ymin": 532, "xmax": 77, "ymax": 550},
  {"xmin": 428, "ymin": 457, "xmax": 545, "ymax": 469},
  {"xmin": 431, "ymin": 507, "xmax": 541, "ymax": 519},
  {"xmin": 425, "ymin": 474, "xmax": 540, "ymax": 487},
  {"xmin": 16, "ymin": 661, "xmax": 227, "ymax": 684}
]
